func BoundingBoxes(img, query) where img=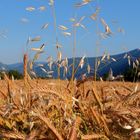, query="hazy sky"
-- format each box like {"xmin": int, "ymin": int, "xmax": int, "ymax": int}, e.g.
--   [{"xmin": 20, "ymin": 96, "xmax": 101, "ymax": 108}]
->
[{"xmin": 0, "ymin": 0, "xmax": 140, "ymax": 64}]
